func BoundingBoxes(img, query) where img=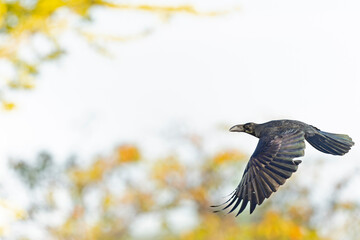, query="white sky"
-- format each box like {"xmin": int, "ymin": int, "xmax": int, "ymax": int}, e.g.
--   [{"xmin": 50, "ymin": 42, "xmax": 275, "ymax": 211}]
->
[{"xmin": 0, "ymin": 0, "xmax": 360, "ymax": 231}]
